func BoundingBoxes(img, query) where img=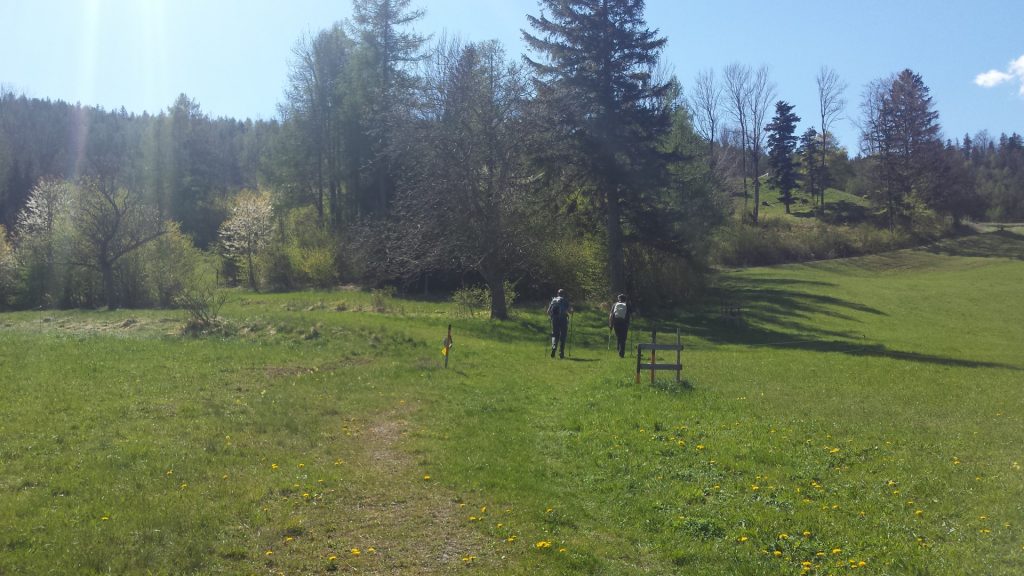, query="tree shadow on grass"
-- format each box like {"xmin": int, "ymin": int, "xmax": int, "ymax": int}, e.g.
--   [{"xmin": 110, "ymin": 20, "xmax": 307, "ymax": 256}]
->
[
  {"xmin": 650, "ymin": 276, "xmax": 1021, "ymax": 371},
  {"xmin": 922, "ymin": 230, "xmax": 1024, "ymax": 261}
]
